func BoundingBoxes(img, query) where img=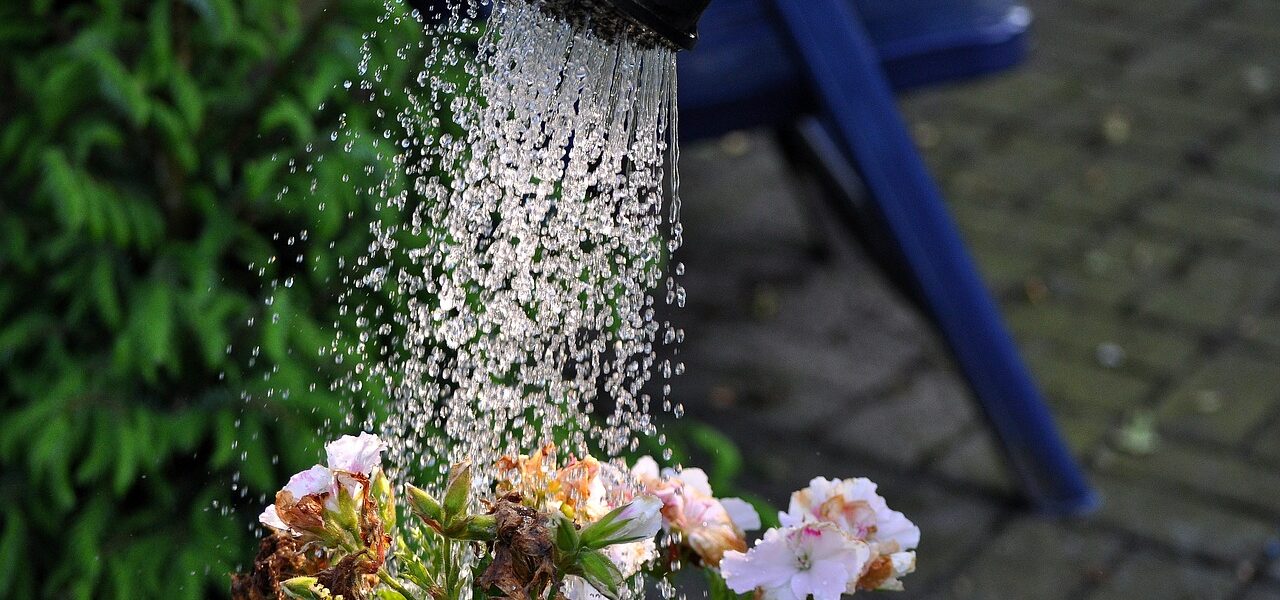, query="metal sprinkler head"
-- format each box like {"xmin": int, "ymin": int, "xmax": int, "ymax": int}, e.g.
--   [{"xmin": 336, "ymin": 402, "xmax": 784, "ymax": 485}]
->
[{"xmin": 528, "ymin": 0, "xmax": 713, "ymax": 50}]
